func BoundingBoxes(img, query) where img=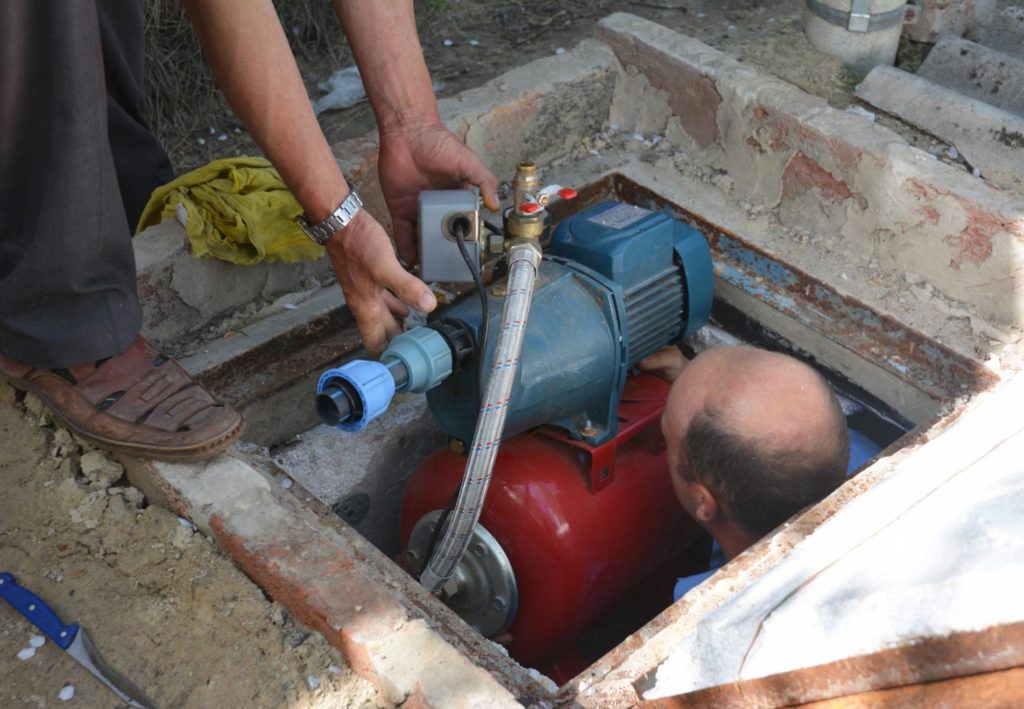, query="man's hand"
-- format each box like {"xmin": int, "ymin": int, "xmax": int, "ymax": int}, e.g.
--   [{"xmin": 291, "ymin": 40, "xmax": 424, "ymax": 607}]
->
[
  {"xmin": 326, "ymin": 209, "xmax": 436, "ymax": 355},
  {"xmin": 638, "ymin": 346, "xmax": 689, "ymax": 383},
  {"xmin": 378, "ymin": 123, "xmax": 500, "ymax": 265}
]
